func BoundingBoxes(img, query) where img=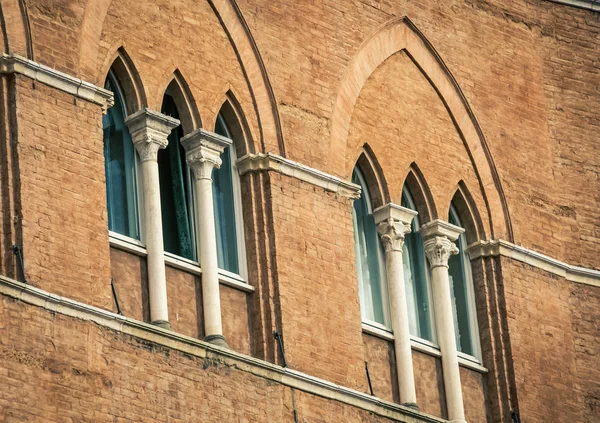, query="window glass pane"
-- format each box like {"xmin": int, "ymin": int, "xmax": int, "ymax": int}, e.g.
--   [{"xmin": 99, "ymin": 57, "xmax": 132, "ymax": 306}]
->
[
  {"xmin": 401, "ymin": 188, "xmax": 433, "ymax": 341},
  {"xmin": 213, "ymin": 115, "xmax": 239, "ymax": 274},
  {"xmin": 103, "ymin": 74, "xmax": 139, "ymax": 239},
  {"xmin": 158, "ymin": 95, "xmax": 194, "ymax": 260},
  {"xmin": 352, "ymin": 169, "xmax": 386, "ymax": 325},
  {"xmin": 448, "ymin": 205, "xmax": 474, "ymax": 355}
]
